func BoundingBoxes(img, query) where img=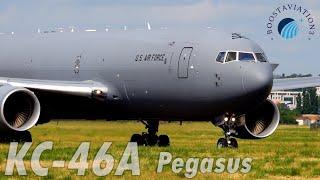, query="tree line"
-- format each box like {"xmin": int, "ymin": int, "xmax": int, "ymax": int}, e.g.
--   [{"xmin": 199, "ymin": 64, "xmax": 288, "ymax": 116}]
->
[{"xmin": 279, "ymin": 87, "xmax": 318, "ymax": 124}]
